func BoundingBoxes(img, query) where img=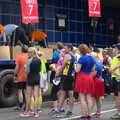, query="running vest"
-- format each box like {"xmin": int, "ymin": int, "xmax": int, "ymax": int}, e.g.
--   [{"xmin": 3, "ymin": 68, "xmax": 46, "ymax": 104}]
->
[{"xmin": 63, "ymin": 54, "xmax": 75, "ymax": 76}]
